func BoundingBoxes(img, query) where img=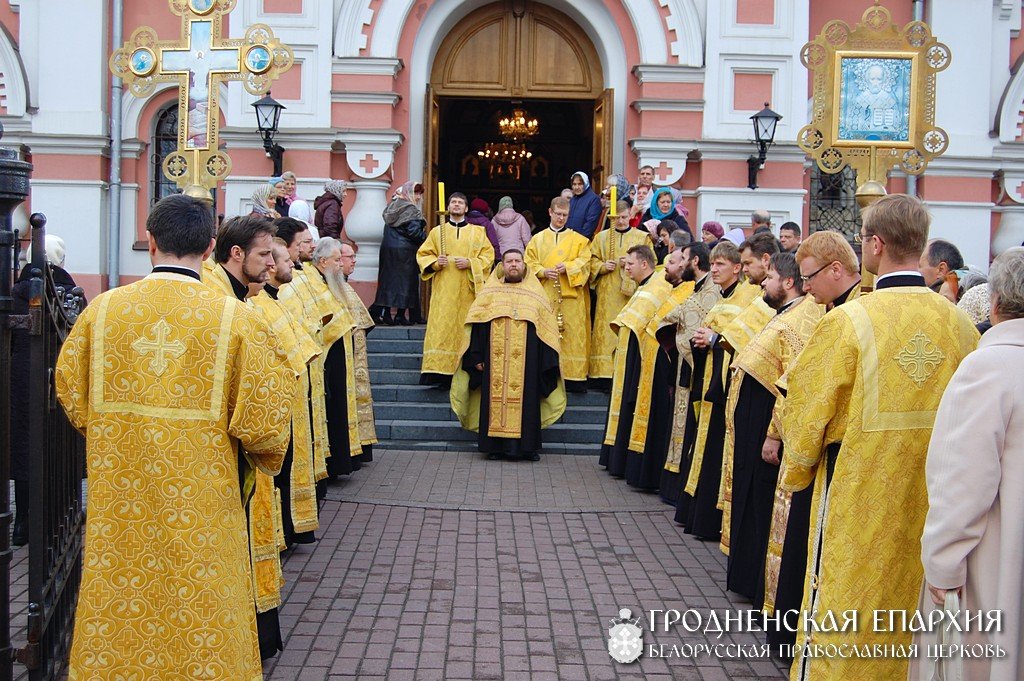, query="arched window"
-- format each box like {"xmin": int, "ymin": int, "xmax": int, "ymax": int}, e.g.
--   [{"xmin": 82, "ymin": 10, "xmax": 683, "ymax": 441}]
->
[{"xmin": 151, "ymin": 105, "xmax": 179, "ymax": 205}]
